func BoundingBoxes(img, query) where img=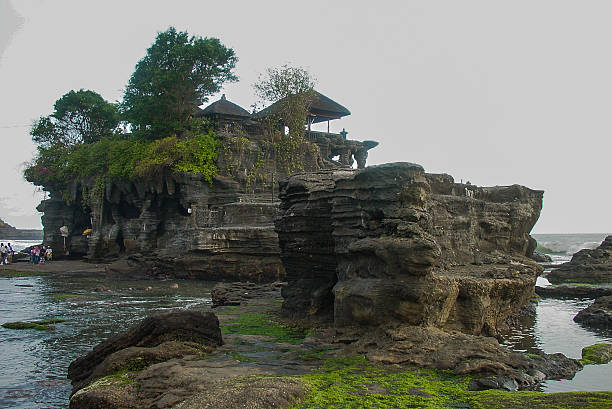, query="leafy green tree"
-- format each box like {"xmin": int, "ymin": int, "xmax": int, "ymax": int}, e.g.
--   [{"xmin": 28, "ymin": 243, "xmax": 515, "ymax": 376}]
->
[
  {"xmin": 121, "ymin": 27, "xmax": 237, "ymax": 138},
  {"xmin": 31, "ymin": 89, "xmax": 120, "ymax": 147},
  {"xmin": 253, "ymin": 64, "xmax": 316, "ymax": 138}
]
